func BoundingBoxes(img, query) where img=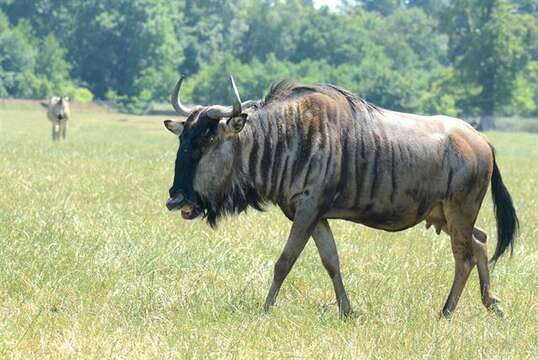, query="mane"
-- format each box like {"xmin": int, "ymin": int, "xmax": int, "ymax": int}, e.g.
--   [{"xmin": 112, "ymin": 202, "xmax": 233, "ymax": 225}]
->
[{"xmin": 262, "ymin": 80, "xmax": 381, "ymax": 115}]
